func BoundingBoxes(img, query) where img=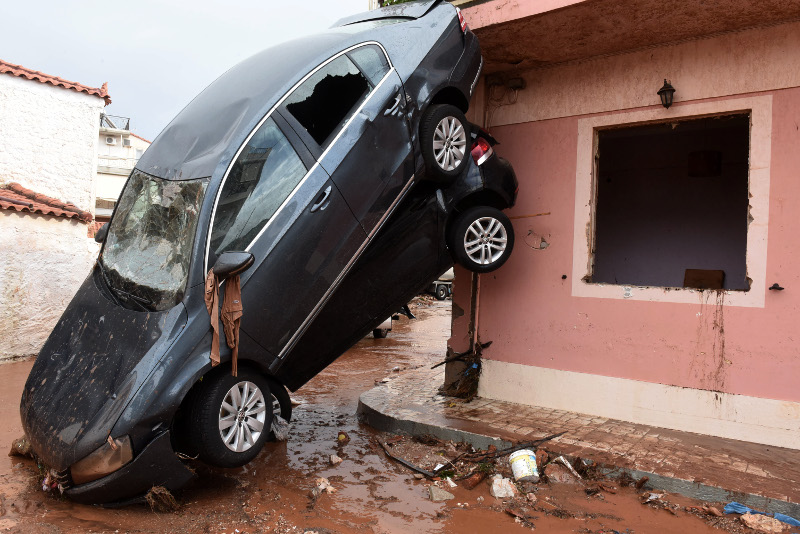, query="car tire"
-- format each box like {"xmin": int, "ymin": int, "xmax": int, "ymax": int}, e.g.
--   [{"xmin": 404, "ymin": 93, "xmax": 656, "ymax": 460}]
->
[
  {"xmin": 450, "ymin": 206, "xmax": 515, "ymax": 273},
  {"xmin": 420, "ymin": 104, "xmax": 469, "ymax": 182},
  {"xmin": 188, "ymin": 368, "xmax": 273, "ymax": 468},
  {"xmin": 435, "ymin": 285, "xmax": 448, "ymax": 300},
  {"xmin": 265, "ymin": 378, "xmax": 292, "ymax": 441},
  {"xmin": 373, "ymin": 328, "xmax": 389, "ymax": 339}
]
